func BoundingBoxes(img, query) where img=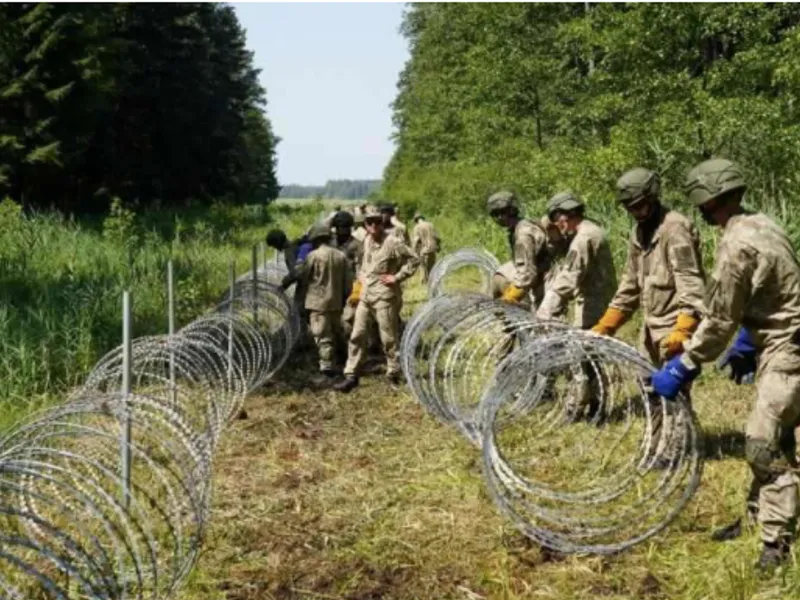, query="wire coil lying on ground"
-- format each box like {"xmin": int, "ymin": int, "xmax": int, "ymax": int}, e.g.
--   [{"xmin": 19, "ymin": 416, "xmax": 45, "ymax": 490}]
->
[
  {"xmin": 0, "ymin": 274, "xmax": 298, "ymax": 598},
  {"xmin": 402, "ymin": 256, "xmax": 703, "ymax": 554},
  {"xmin": 427, "ymin": 247, "xmax": 500, "ymax": 298}
]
